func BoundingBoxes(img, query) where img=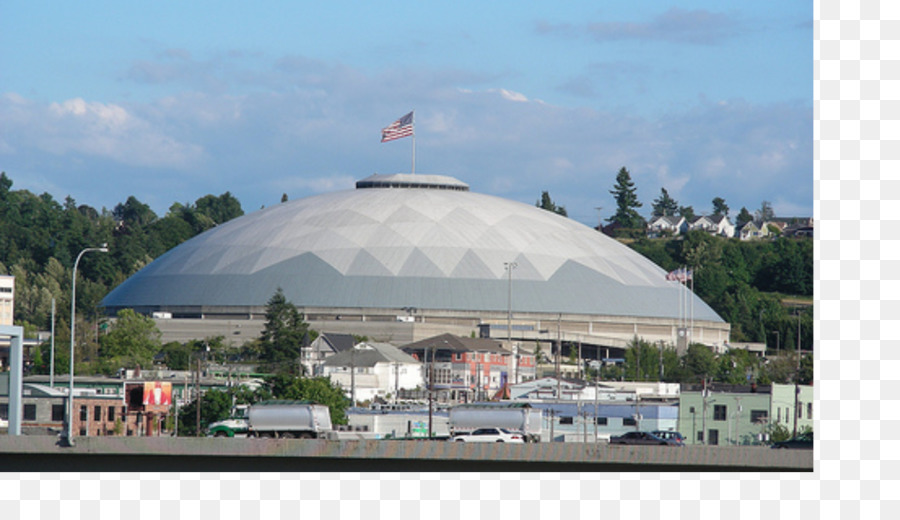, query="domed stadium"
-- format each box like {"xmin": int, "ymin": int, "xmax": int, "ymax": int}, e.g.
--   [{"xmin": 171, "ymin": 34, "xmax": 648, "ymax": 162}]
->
[{"xmin": 101, "ymin": 174, "xmax": 729, "ymax": 354}]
